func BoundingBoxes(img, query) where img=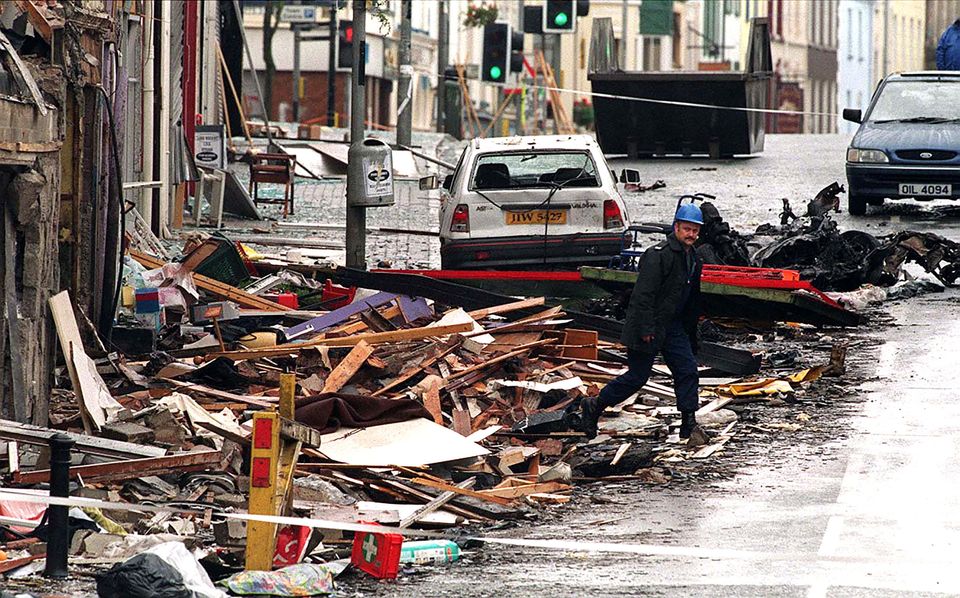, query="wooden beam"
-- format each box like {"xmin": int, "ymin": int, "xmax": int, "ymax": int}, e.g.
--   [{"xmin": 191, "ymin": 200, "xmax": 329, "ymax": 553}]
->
[
  {"xmin": 13, "ymin": 1, "xmax": 55, "ymax": 44},
  {"xmin": 371, "ymin": 343, "xmax": 461, "ymax": 397},
  {"xmin": 410, "ymin": 476, "xmax": 515, "ymax": 506},
  {"xmin": 446, "ymin": 339, "xmax": 557, "ymax": 383},
  {"xmin": 162, "ymin": 379, "xmax": 274, "ymax": 408},
  {"xmin": 0, "ymin": 419, "xmax": 166, "ymax": 460},
  {"xmin": 128, "ymin": 249, "xmax": 285, "ymax": 311},
  {"xmin": 479, "ymin": 481, "xmax": 570, "ymax": 499},
  {"xmin": 422, "ymin": 377, "xmax": 443, "ymax": 425},
  {"xmin": 399, "ymin": 477, "xmax": 476, "ymax": 528},
  {"xmin": 466, "ymin": 297, "xmax": 545, "ymax": 320},
  {"xmin": 205, "ymin": 322, "xmax": 473, "ymax": 362},
  {"xmin": 13, "ymin": 450, "xmax": 220, "ymax": 484},
  {"xmin": 321, "ymin": 340, "xmax": 374, "ymax": 393}
]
